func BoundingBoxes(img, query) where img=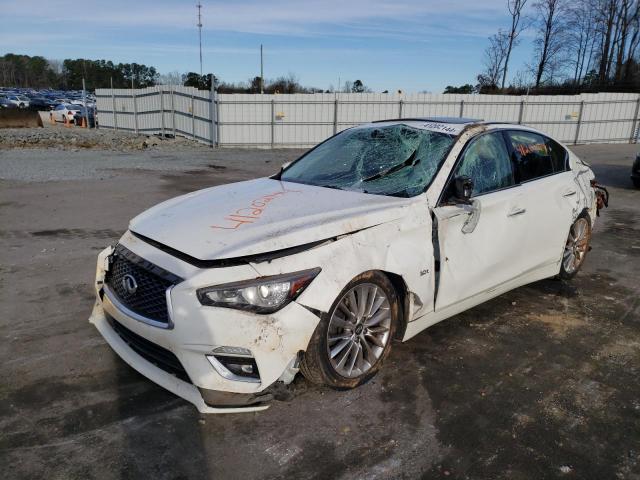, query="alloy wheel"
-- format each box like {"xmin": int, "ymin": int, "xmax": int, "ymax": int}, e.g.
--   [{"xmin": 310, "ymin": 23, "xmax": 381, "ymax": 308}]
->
[
  {"xmin": 563, "ymin": 218, "xmax": 589, "ymax": 275},
  {"xmin": 326, "ymin": 283, "xmax": 392, "ymax": 378}
]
